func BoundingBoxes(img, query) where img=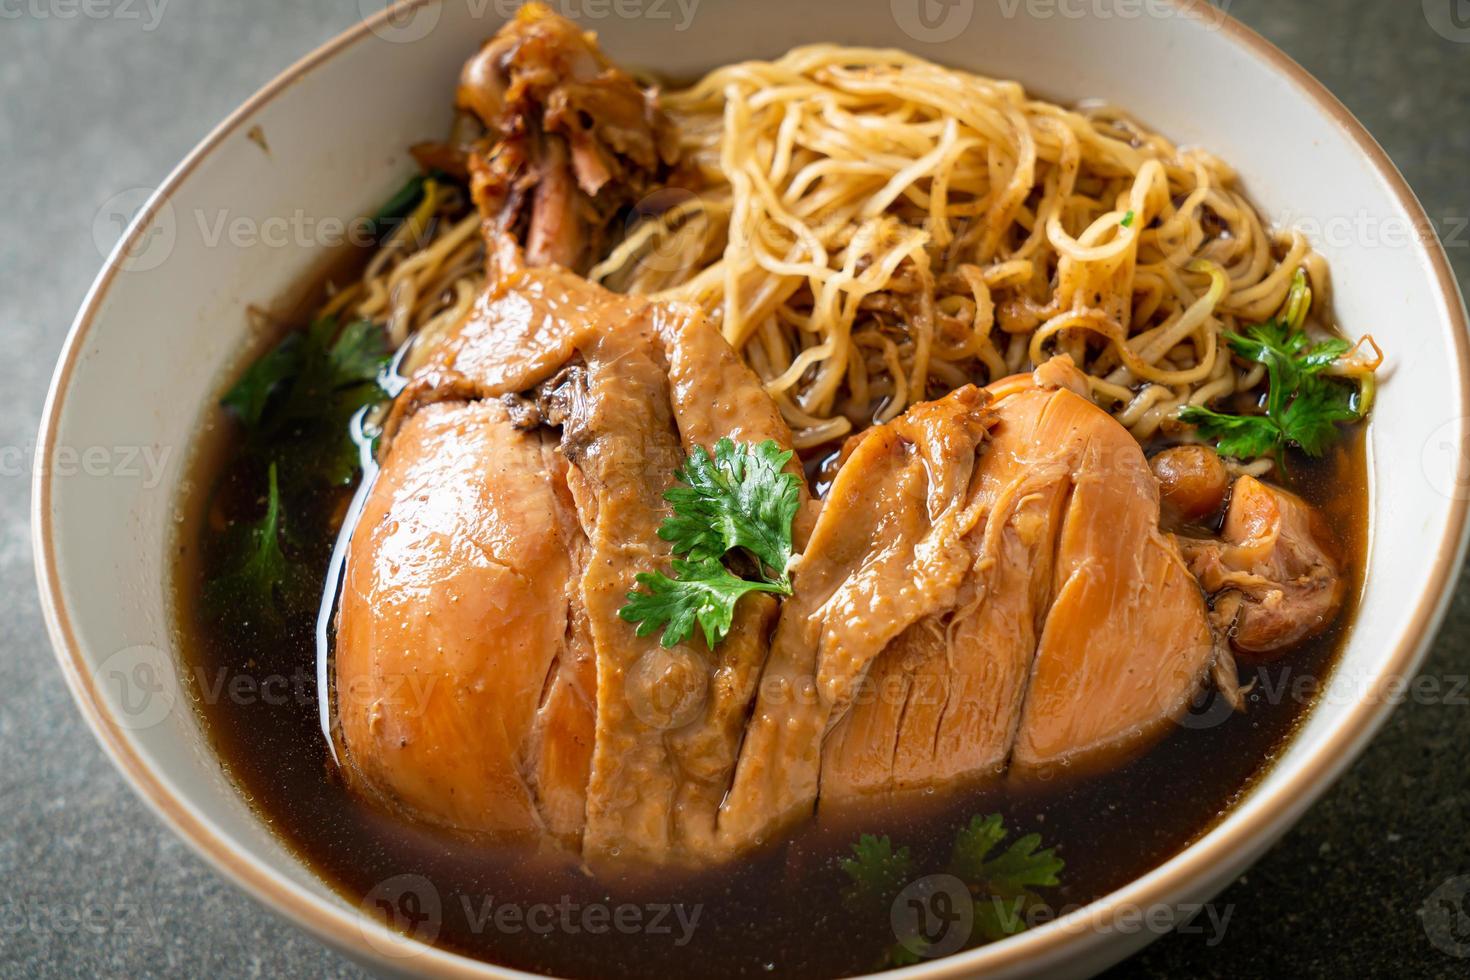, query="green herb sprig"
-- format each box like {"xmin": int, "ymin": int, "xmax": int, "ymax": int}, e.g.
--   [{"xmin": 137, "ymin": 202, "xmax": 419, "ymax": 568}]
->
[
  {"xmin": 838, "ymin": 814, "xmax": 1065, "ymax": 968},
  {"xmin": 208, "ymin": 315, "xmax": 392, "ymax": 624},
  {"xmin": 1179, "ymin": 269, "xmax": 1366, "ymax": 463},
  {"xmin": 618, "ymin": 438, "xmax": 800, "ymax": 648},
  {"xmin": 224, "ymin": 314, "xmax": 393, "ymax": 486},
  {"xmin": 839, "ymin": 834, "xmax": 917, "ymax": 914},
  {"xmin": 202, "ymin": 463, "xmax": 315, "ymax": 629},
  {"xmin": 951, "ymin": 814, "xmax": 1066, "ymax": 941}
]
